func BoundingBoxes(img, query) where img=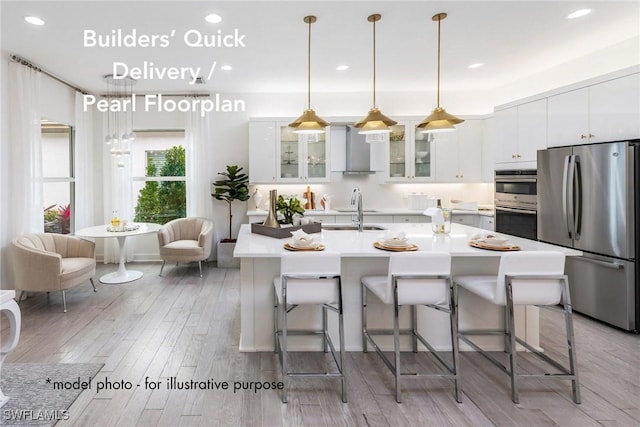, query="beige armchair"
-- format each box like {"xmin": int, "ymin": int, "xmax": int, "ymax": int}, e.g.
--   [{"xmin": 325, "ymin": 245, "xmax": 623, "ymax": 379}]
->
[
  {"xmin": 11, "ymin": 233, "xmax": 97, "ymax": 312},
  {"xmin": 157, "ymin": 217, "xmax": 214, "ymax": 277}
]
